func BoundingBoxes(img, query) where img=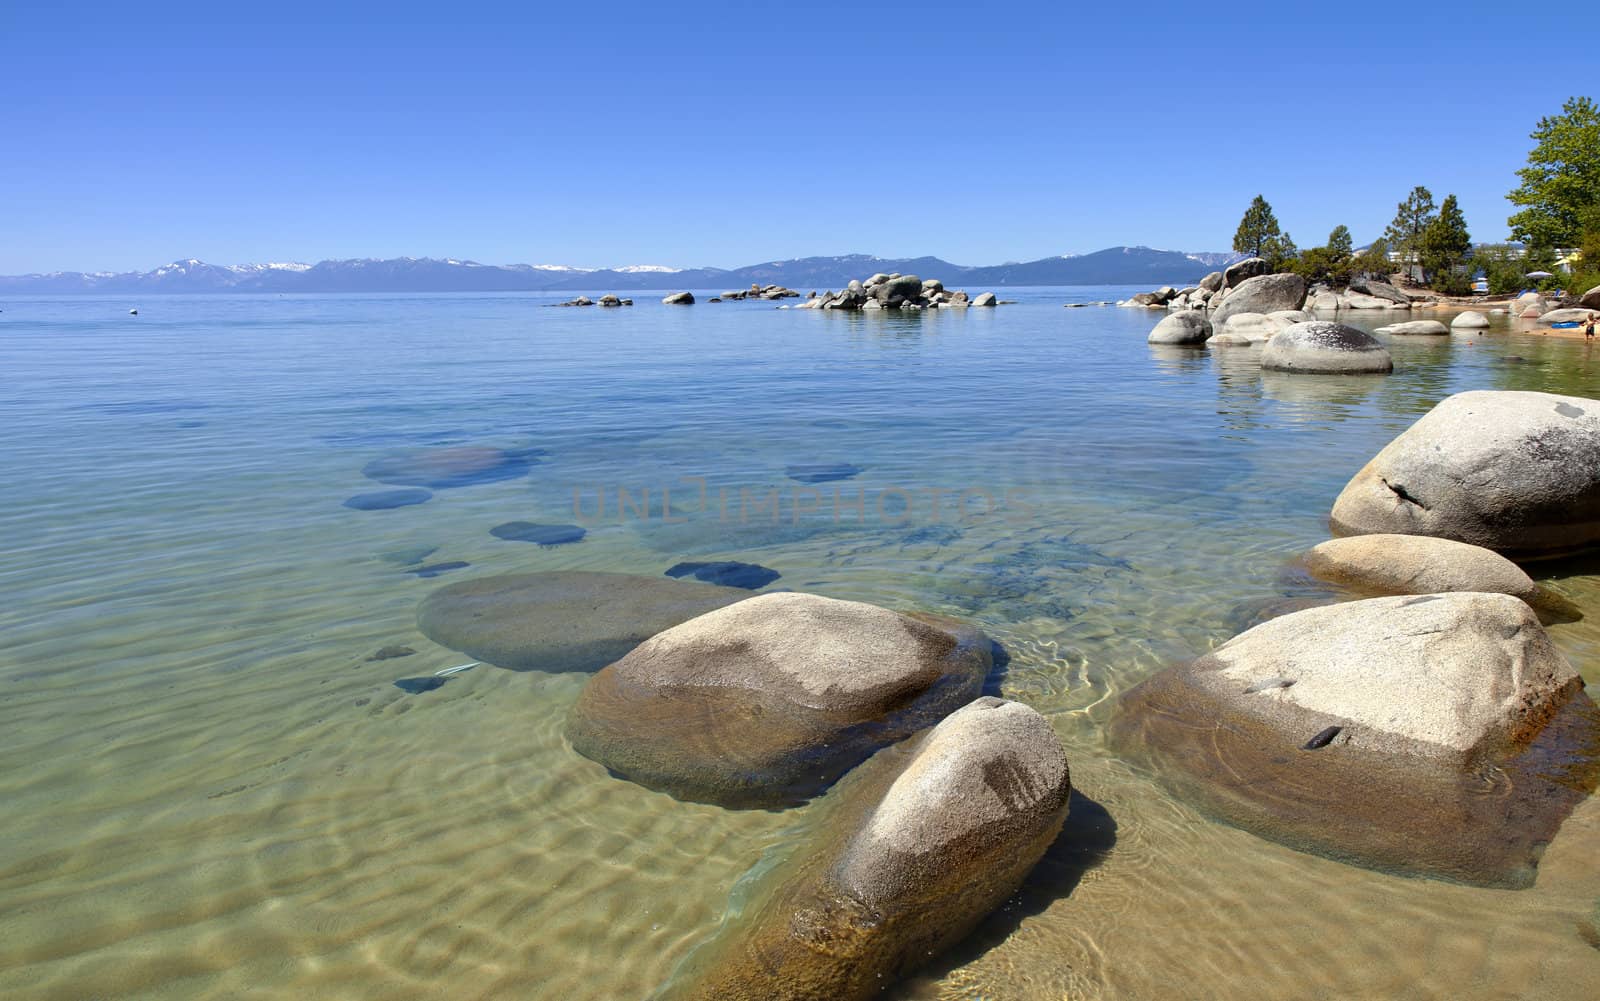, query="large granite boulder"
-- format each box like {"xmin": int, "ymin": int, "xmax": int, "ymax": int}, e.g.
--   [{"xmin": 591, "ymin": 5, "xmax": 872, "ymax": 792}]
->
[
  {"xmin": 417, "ymin": 571, "xmax": 749, "ymax": 672},
  {"xmin": 1199, "ymin": 270, "xmax": 1224, "ymax": 292},
  {"xmin": 663, "ymin": 291, "xmax": 696, "ymax": 305},
  {"xmin": 1222, "ymin": 257, "xmax": 1269, "ymax": 291},
  {"xmin": 1512, "ymin": 292, "xmax": 1548, "ymax": 318},
  {"xmin": 1375, "ymin": 319, "xmax": 1449, "ymax": 335},
  {"xmin": 1341, "ymin": 292, "xmax": 1410, "ymax": 310},
  {"xmin": 1451, "ymin": 310, "xmax": 1490, "ymax": 329},
  {"xmin": 971, "ymin": 292, "xmax": 998, "ymax": 307},
  {"xmin": 874, "ymin": 275, "xmax": 924, "ymax": 304},
  {"xmin": 1147, "ymin": 311, "xmax": 1213, "ymax": 344},
  {"xmin": 659, "ymin": 697, "xmax": 1071, "ymax": 1000},
  {"xmin": 1349, "ymin": 277, "xmax": 1410, "ymax": 305},
  {"xmin": 1310, "ymin": 290, "xmax": 1341, "ymax": 311},
  {"xmin": 1580, "ymin": 285, "xmax": 1600, "ymax": 310},
  {"xmin": 1260, "ymin": 321, "xmax": 1393, "ymax": 374},
  {"xmin": 1111, "ymin": 593, "xmax": 1598, "ymax": 887},
  {"xmin": 1303, "ymin": 534, "xmax": 1580, "ymax": 622},
  {"xmin": 1212, "ymin": 273, "xmax": 1307, "ymax": 325},
  {"xmin": 567, "ymin": 592, "xmax": 994, "ymax": 808},
  {"xmin": 1330, "ymin": 390, "xmax": 1600, "ymax": 558}
]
